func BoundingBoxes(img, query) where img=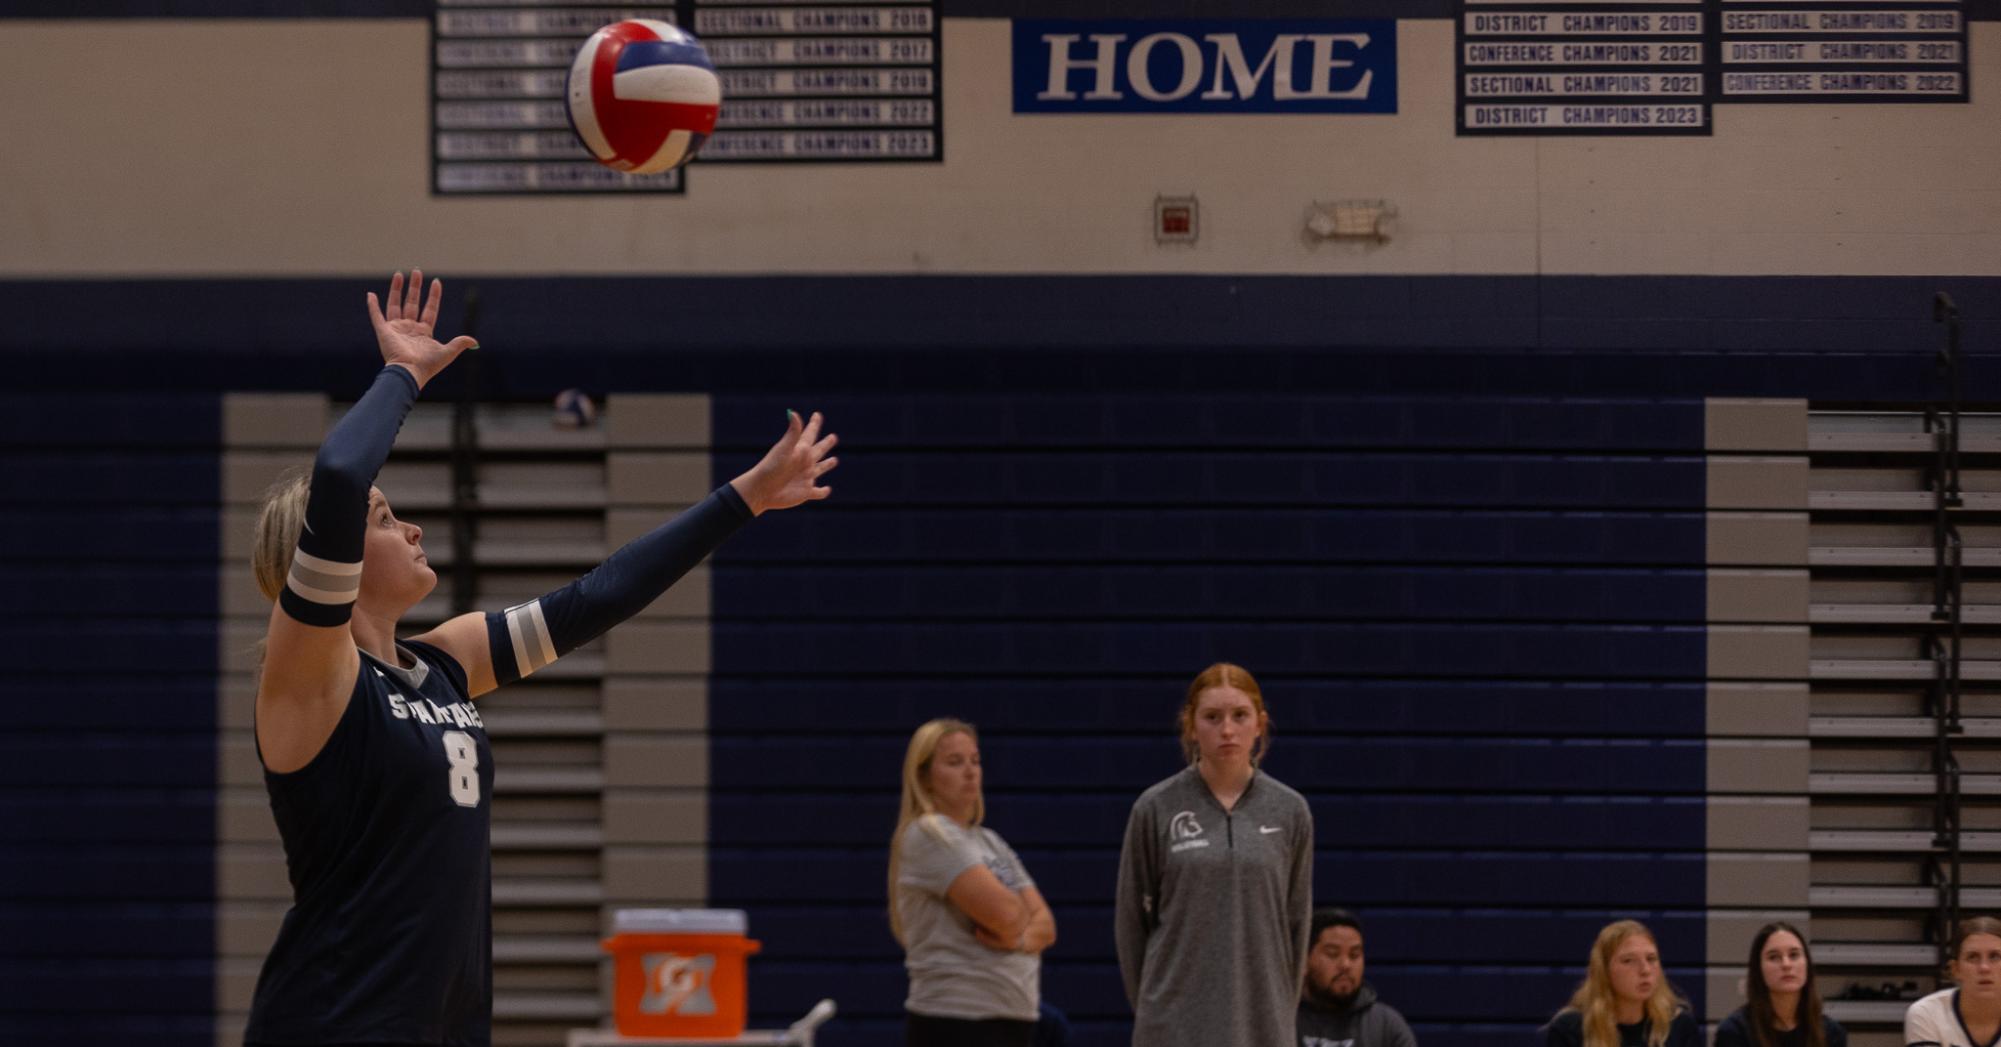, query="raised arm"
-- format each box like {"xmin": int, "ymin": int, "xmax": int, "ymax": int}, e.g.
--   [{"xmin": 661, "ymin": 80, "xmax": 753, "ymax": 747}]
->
[
  {"xmin": 415, "ymin": 409, "xmax": 839, "ymax": 696},
  {"xmin": 258, "ymin": 271, "xmax": 477, "ymax": 772}
]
